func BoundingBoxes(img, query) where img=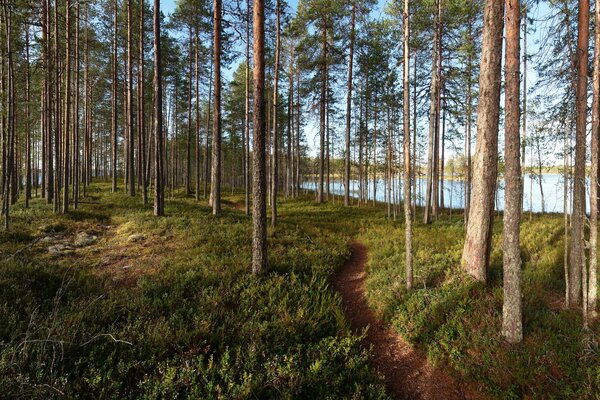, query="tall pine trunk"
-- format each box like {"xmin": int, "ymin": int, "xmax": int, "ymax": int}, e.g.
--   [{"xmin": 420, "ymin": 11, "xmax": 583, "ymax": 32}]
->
[
  {"xmin": 252, "ymin": 0, "xmax": 267, "ymax": 274},
  {"xmin": 403, "ymin": 0, "xmax": 413, "ymax": 290},
  {"xmin": 210, "ymin": 0, "xmax": 222, "ymax": 215},
  {"xmin": 112, "ymin": 0, "xmax": 118, "ymax": 192},
  {"xmin": 461, "ymin": 0, "xmax": 504, "ymax": 282},
  {"xmin": 502, "ymin": 0, "xmax": 523, "ymax": 343},
  {"xmin": 271, "ymin": 0, "xmax": 280, "ymax": 226},
  {"xmin": 153, "ymin": 0, "xmax": 164, "ymax": 216},
  {"xmin": 589, "ymin": 0, "xmax": 600, "ymax": 319},
  {"xmin": 570, "ymin": 0, "xmax": 589, "ymax": 308}
]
